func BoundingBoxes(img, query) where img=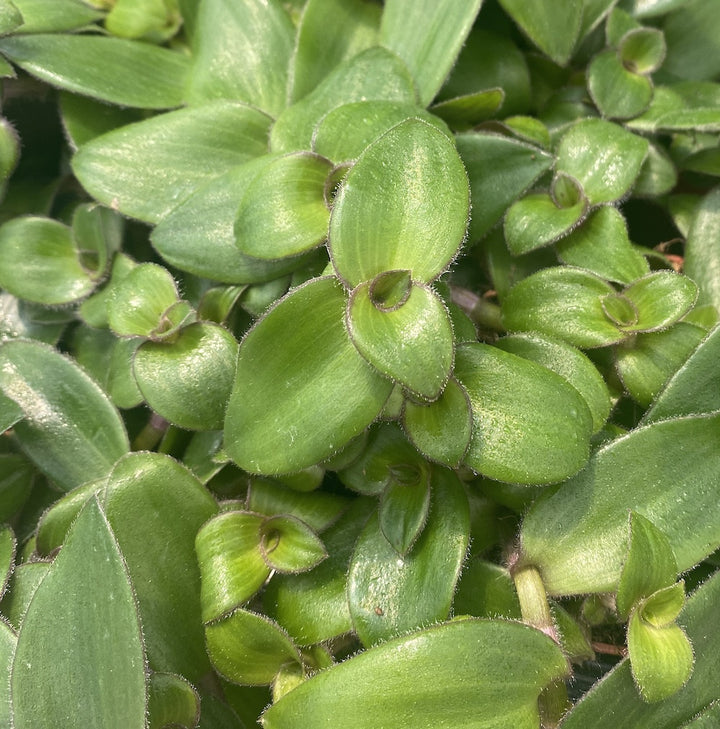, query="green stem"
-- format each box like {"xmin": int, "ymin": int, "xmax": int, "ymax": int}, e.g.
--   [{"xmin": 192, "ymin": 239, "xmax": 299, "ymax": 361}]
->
[
  {"xmin": 131, "ymin": 412, "xmax": 168, "ymax": 451},
  {"xmin": 512, "ymin": 565, "xmax": 569, "ymax": 729},
  {"xmin": 449, "ymin": 286, "xmax": 504, "ymax": 332}
]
